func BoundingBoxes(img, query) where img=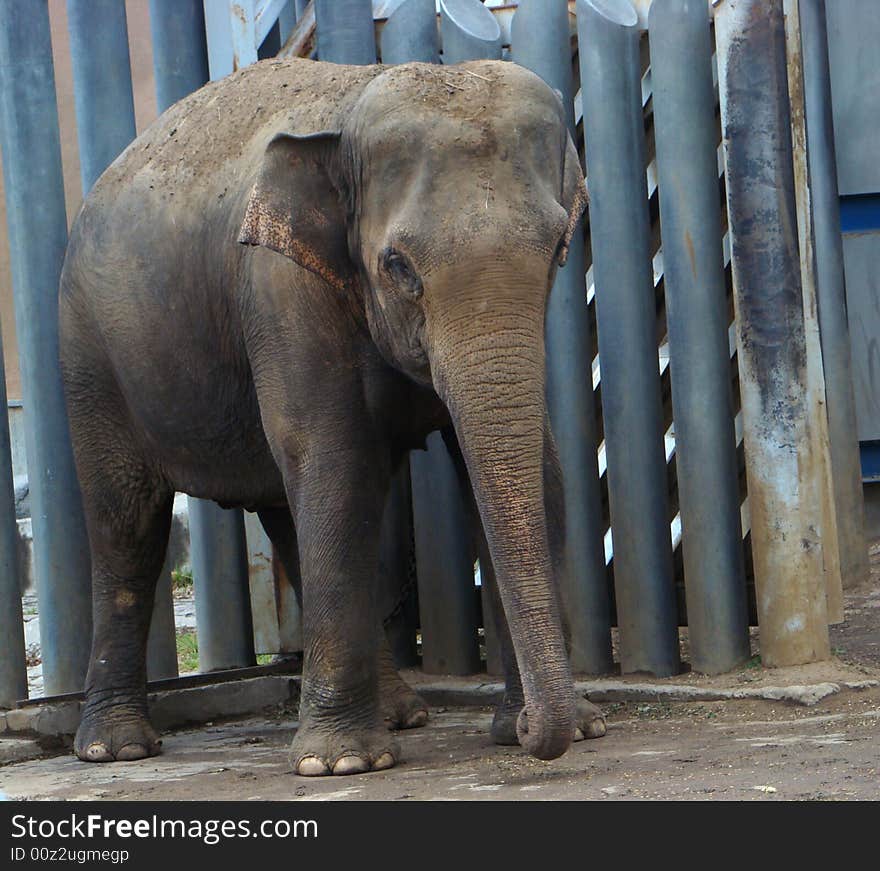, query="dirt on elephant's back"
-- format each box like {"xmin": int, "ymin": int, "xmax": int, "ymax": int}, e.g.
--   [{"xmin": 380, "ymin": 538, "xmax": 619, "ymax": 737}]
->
[{"xmin": 98, "ymin": 58, "xmax": 382, "ymax": 189}]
